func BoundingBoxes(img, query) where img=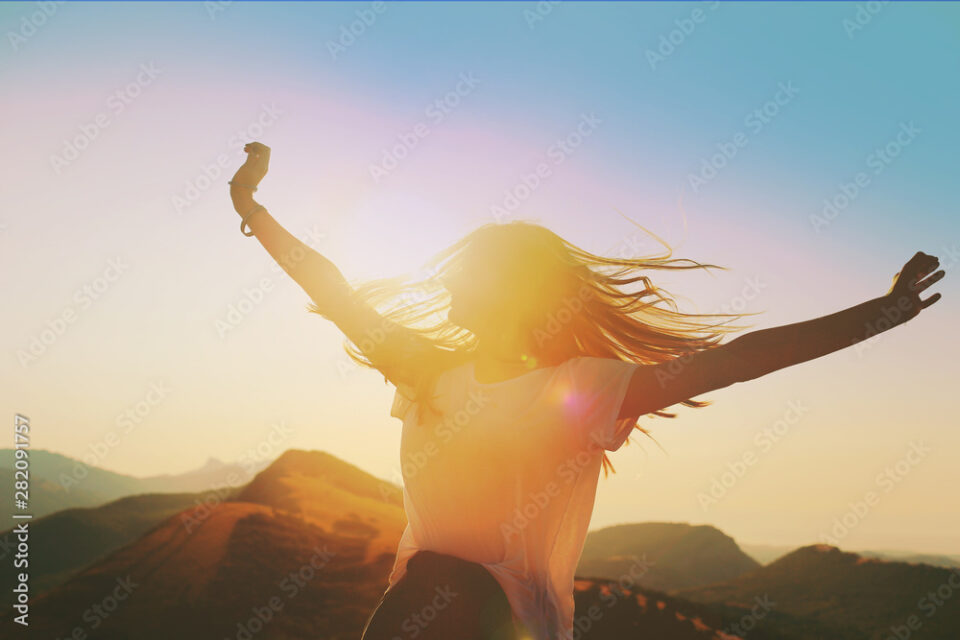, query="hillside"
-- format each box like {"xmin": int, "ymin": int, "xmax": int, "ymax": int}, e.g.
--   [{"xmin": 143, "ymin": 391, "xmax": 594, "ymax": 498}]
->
[
  {"xmin": 578, "ymin": 522, "xmax": 761, "ymax": 592},
  {"xmin": 2, "ymin": 449, "xmax": 406, "ymax": 639},
  {"xmin": 680, "ymin": 544, "xmax": 960, "ymax": 639},
  {"xmin": 0, "ymin": 492, "xmax": 203, "ymax": 595},
  {"xmin": 7, "ymin": 449, "xmax": 956, "ymax": 639},
  {"xmin": 236, "ymin": 449, "xmax": 405, "ymax": 561}
]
